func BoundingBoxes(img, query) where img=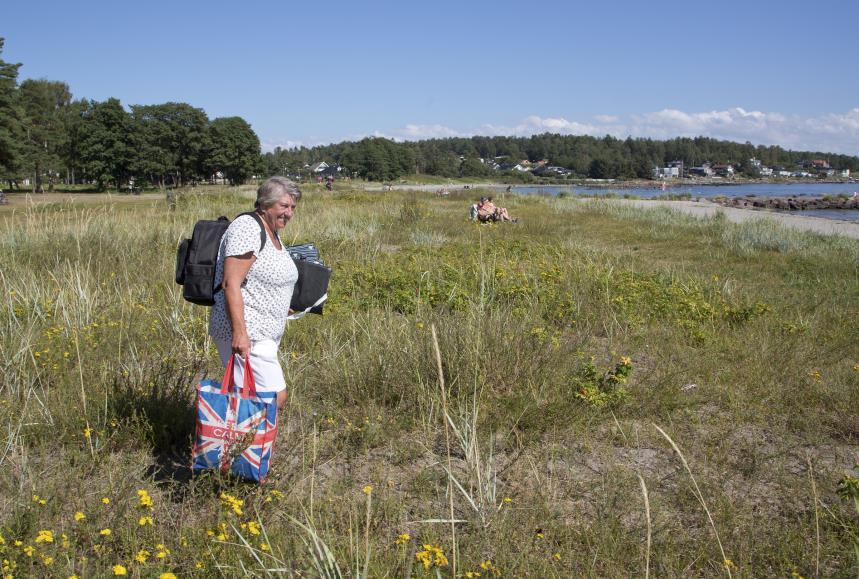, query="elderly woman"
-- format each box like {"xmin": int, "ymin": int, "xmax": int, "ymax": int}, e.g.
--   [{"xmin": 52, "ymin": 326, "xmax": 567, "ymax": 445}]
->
[{"xmin": 209, "ymin": 176, "xmax": 300, "ymax": 409}]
